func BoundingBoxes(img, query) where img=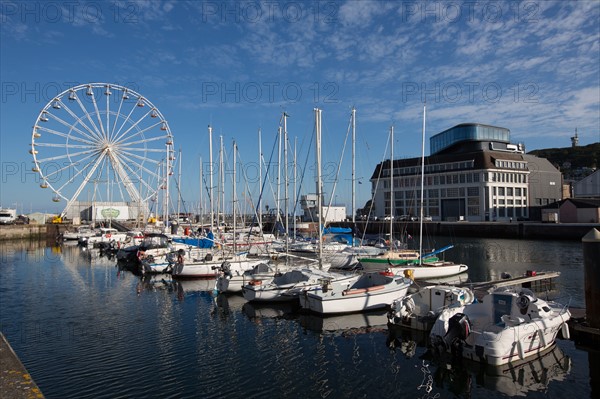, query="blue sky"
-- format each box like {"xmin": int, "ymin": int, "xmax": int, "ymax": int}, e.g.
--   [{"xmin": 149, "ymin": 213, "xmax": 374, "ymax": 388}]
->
[{"xmin": 1, "ymin": 0, "xmax": 599, "ymax": 216}]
